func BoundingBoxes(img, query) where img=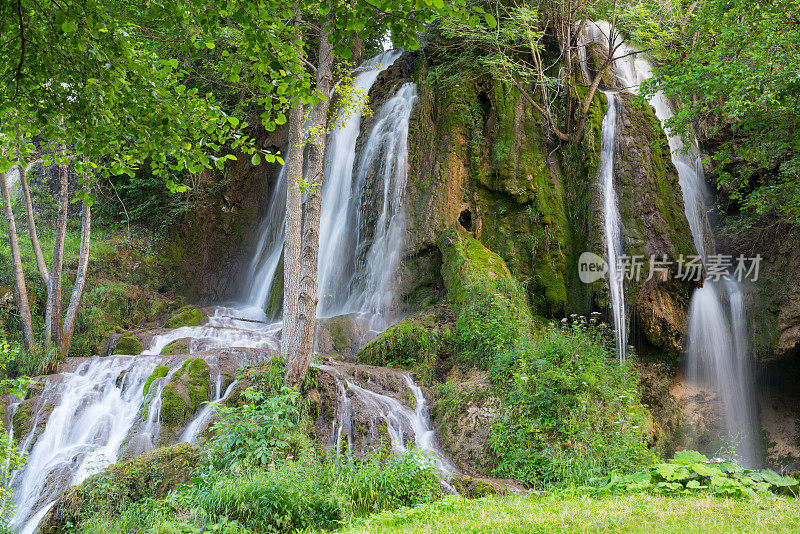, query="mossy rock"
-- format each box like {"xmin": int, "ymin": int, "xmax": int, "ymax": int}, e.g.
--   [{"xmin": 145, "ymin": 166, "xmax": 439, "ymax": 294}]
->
[
  {"xmin": 39, "ymin": 443, "xmax": 201, "ymax": 534},
  {"xmin": 159, "ymin": 357, "xmax": 211, "ymax": 427},
  {"xmin": 12, "ymin": 401, "xmax": 33, "ymax": 442},
  {"xmin": 112, "ymin": 334, "xmax": 143, "ymax": 356},
  {"xmin": 143, "ymin": 365, "xmax": 170, "ymax": 397},
  {"xmin": 159, "ymin": 338, "xmax": 191, "ymax": 356},
  {"xmin": 358, "ymin": 320, "xmax": 436, "ymax": 369},
  {"xmin": 167, "ymin": 305, "xmax": 208, "ymax": 329}
]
